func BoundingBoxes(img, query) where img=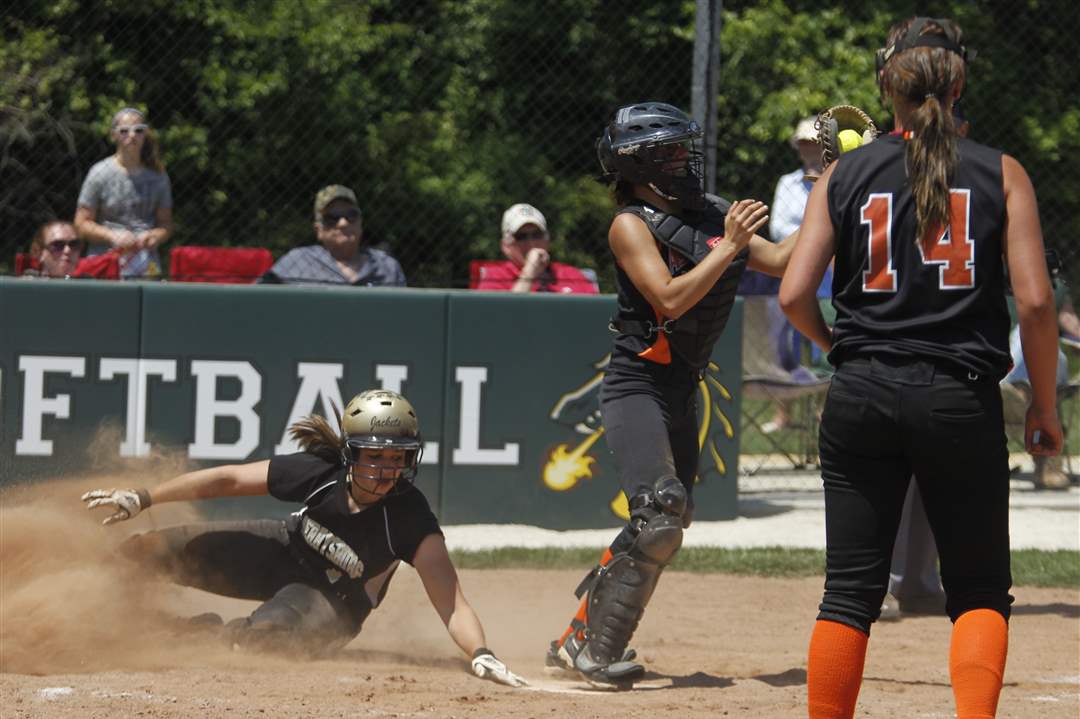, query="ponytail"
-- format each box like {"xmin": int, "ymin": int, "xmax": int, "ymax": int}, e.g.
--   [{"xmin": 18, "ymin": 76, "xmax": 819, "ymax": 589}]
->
[
  {"xmin": 287, "ymin": 406, "xmax": 345, "ymax": 464},
  {"xmin": 879, "ymin": 17, "xmax": 967, "ymax": 246},
  {"xmin": 906, "ymin": 93, "xmax": 958, "ymax": 246}
]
